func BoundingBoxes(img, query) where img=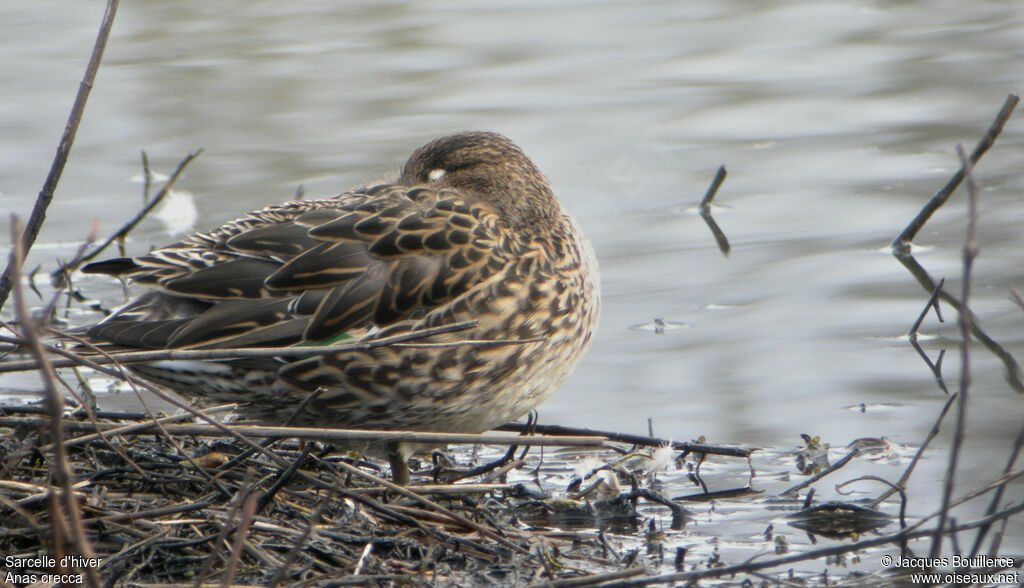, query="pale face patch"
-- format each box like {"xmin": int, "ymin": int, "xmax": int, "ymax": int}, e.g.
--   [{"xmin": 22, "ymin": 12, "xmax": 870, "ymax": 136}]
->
[{"xmin": 427, "ymin": 168, "xmax": 447, "ymax": 182}]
